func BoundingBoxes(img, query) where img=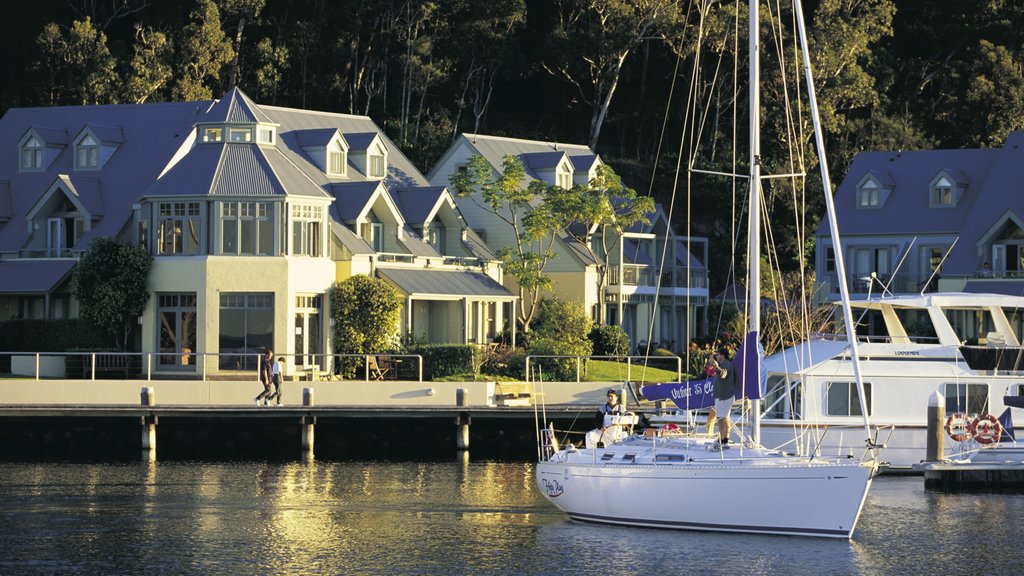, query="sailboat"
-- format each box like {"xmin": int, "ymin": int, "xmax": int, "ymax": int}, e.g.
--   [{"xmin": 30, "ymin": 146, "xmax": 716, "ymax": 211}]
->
[{"xmin": 534, "ymin": 0, "xmax": 881, "ymax": 538}]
